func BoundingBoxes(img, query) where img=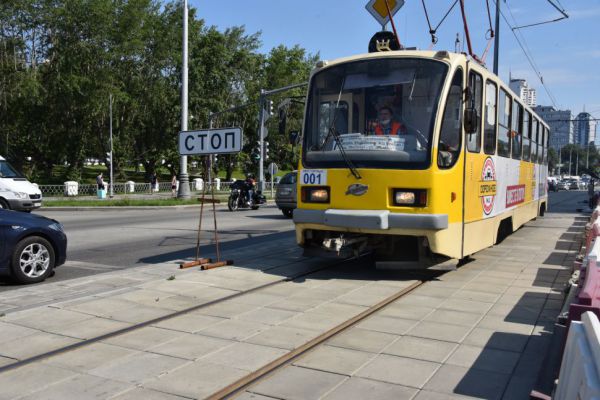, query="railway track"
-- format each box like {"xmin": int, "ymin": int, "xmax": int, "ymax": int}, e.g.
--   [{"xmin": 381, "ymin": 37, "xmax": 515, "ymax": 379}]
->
[{"xmin": 209, "ymin": 270, "xmax": 439, "ymax": 400}]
